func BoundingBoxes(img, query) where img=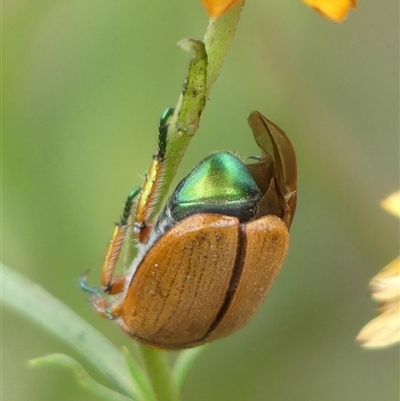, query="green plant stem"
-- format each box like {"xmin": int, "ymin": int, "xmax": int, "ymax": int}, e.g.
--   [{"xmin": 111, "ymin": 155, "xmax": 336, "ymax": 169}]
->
[
  {"xmin": 123, "ymin": 347, "xmax": 157, "ymax": 401},
  {"xmin": 150, "ymin": 2, "xmax": 245, "ymax": 218},
  {"xmin": 149, "ymin": 40, "xmax": 208, "ymax": 221},
  {"xmin": 203, "ymin": 2, "xmax": 245, "ymax": 95},
  {"xmin": 138, "ymin": 345, "xmax": 181, "ymax": 401}
]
